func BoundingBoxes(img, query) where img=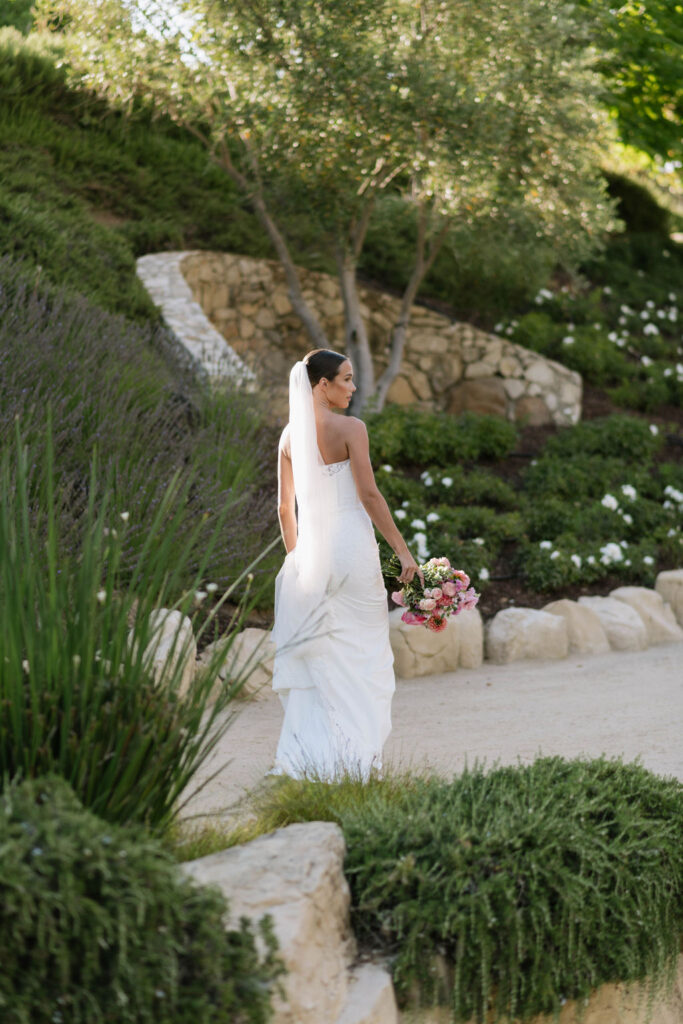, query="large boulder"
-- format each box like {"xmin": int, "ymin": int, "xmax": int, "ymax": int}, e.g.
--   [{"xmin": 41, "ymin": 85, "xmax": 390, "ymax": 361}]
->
[
  {"xmin": 183, "ymin": 822, "xmax": 397, "ymax": 1024},
  {"xmin": 609, "ymin": 586, "xmax": 683, "ymax": 646},
  {"xmin": 457, "ymin": 608, "xmax": 485, "ymax": 669},
  {"xmin": 655, "ymin": 569, "xmax": 683, "ymax": 628},
  {"xmin": 577, "ymin": 596, "xmax": 648, "ymax": 652},
  {"xmin": 135, "ymin": 609, "xmax": 196, "ymax": 697},
  {"xmin": 541, "ymin": 599, "xmax": 610, "ymax": 656},
  {"xmin": 389, "ymin": 609, "xmax": 458, "ymax": 678},
  {"xmin": 485, "ymin": 608, "xmax": 568, "ymax": 664},
  {"xmin": 197, "ymin": 626, "xmax": 275, "ymax": 700}
]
